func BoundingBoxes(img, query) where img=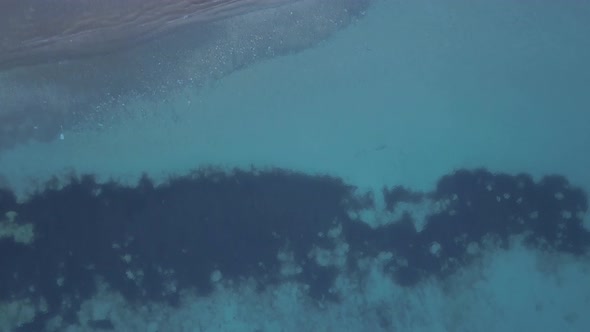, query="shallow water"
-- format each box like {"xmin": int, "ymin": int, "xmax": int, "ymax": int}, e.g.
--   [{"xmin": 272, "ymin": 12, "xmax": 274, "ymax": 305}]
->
[{"xmin": 1, "ymin": 0, "xmax": 590, "ymax": 331}]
